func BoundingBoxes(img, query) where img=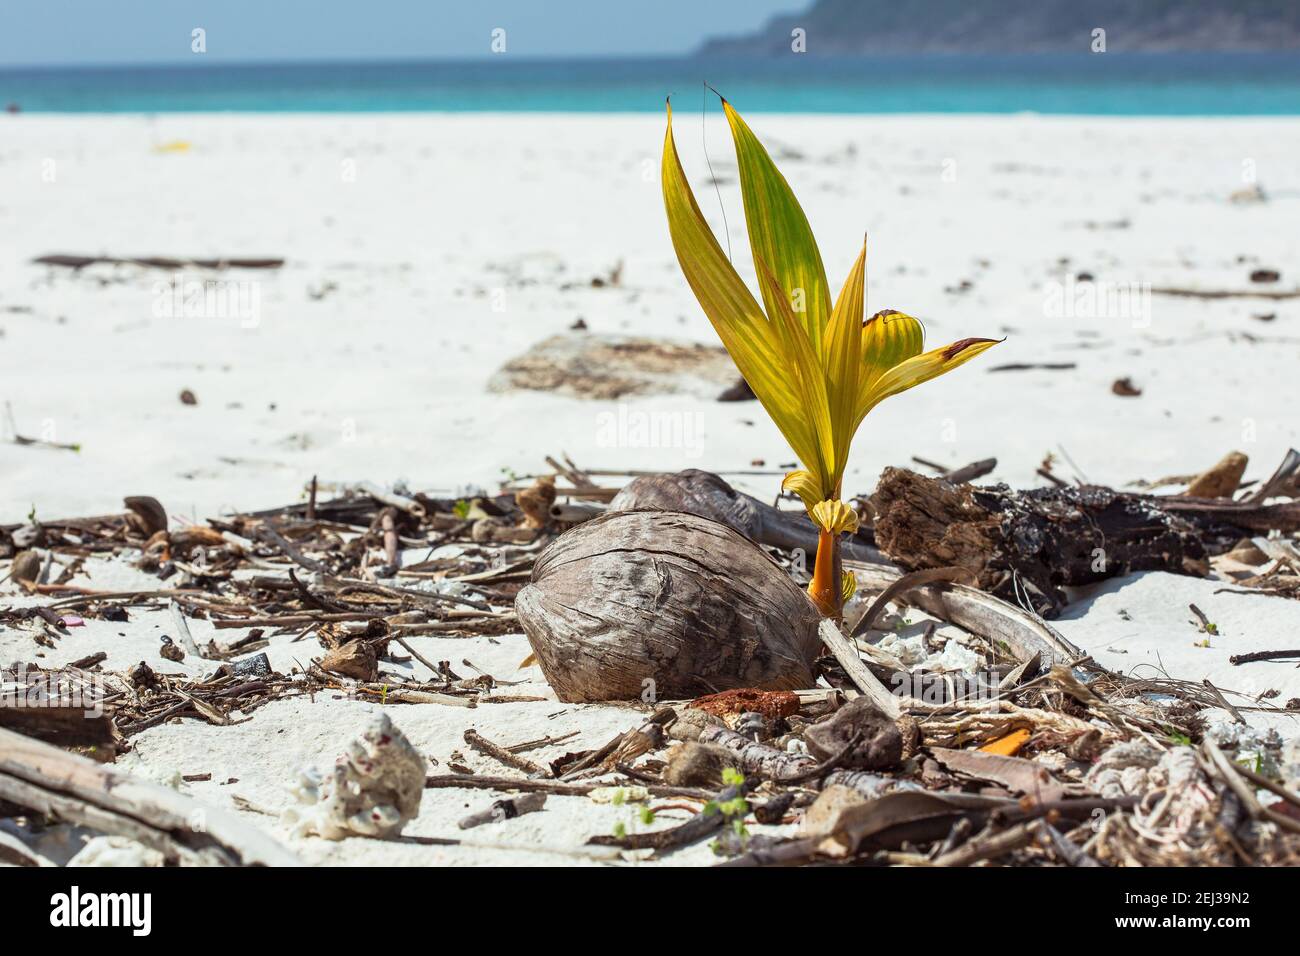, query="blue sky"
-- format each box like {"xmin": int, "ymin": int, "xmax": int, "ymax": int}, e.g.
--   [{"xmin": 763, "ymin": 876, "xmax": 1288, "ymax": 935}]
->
[{"xmin": 0, "ymin": 1, "xmax": 802, "ymax": 67}]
